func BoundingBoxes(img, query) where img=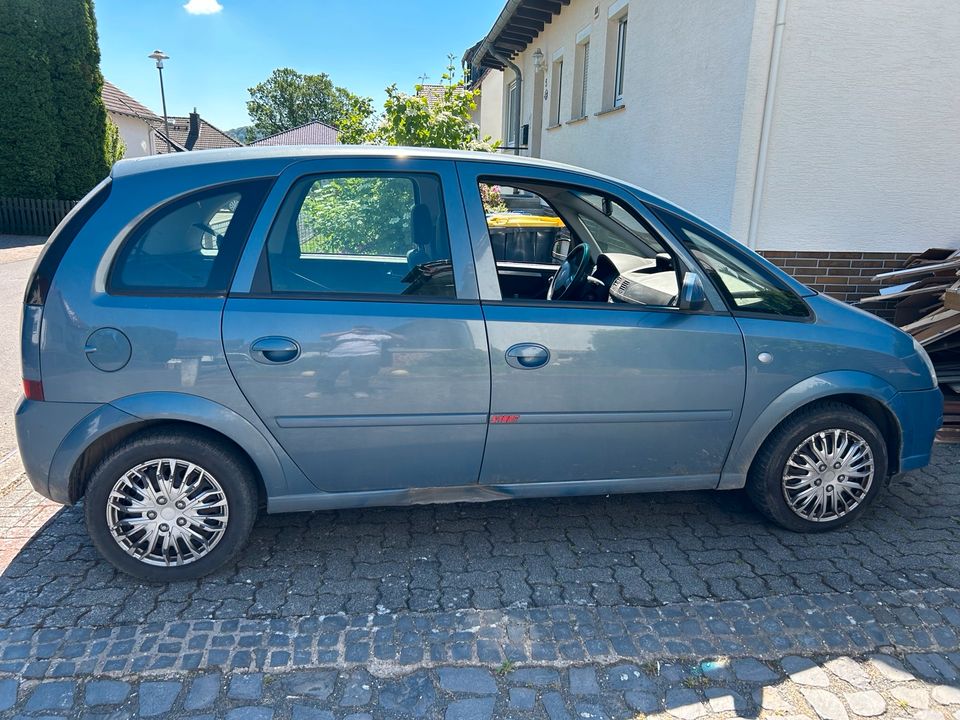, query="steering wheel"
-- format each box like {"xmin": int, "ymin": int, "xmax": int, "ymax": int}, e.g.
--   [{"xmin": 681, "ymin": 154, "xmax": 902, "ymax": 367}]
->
[{"xmin": 547, "ymin": 242, "xmax": 593, "ymax": 301}]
